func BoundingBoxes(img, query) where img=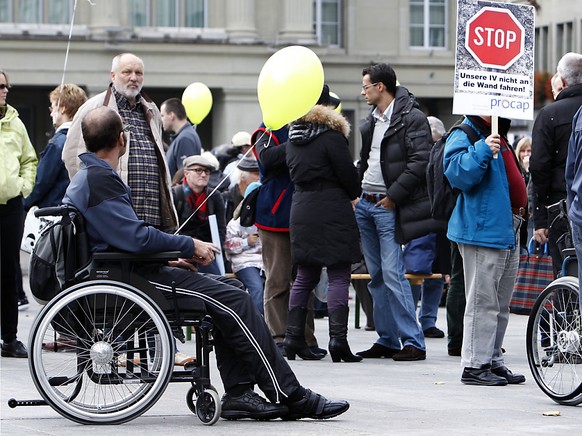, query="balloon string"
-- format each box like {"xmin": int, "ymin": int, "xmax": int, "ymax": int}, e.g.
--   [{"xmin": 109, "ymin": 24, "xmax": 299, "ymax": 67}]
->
[
  {"xmin": 174, "ymin": 144, "xmax": 257, "ymax": 236},
  {"xmin": 55, "ymin": 0, "xmax": 80, "ymax": 109}
]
